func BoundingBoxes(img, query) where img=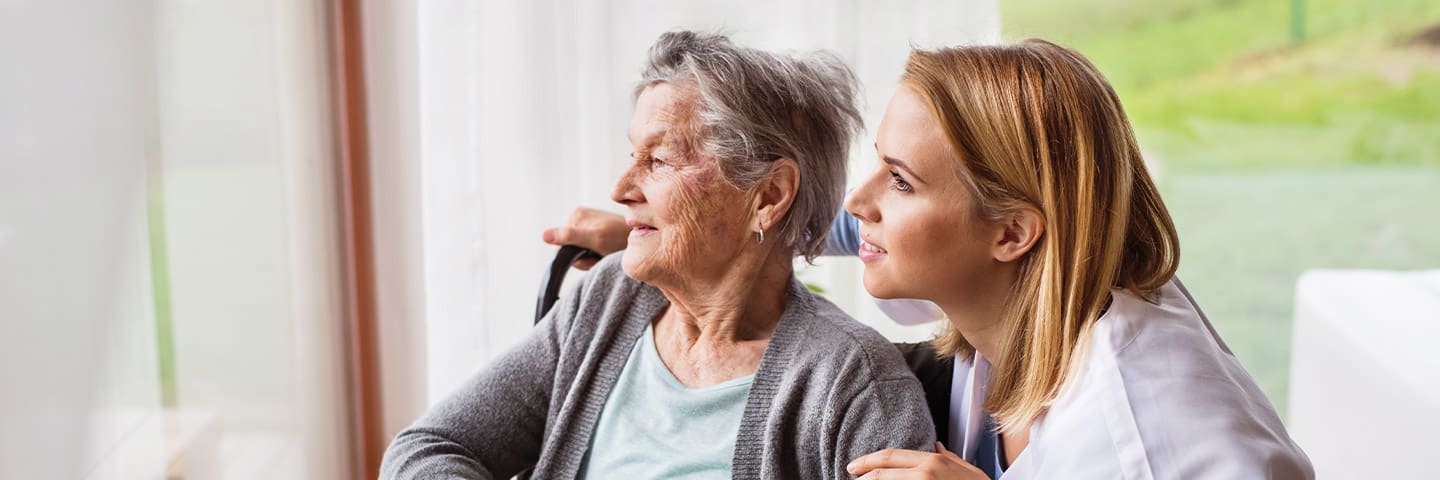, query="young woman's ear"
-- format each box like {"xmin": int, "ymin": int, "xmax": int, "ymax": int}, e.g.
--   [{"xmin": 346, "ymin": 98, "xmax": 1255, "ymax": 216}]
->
[
  {"xmin": 993, "ymin": 208, "xmax": 1044, "ymax": 263},
  {"xmin": 754, "ymin": 158, "xmax": 800, "ymax": 231}
]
